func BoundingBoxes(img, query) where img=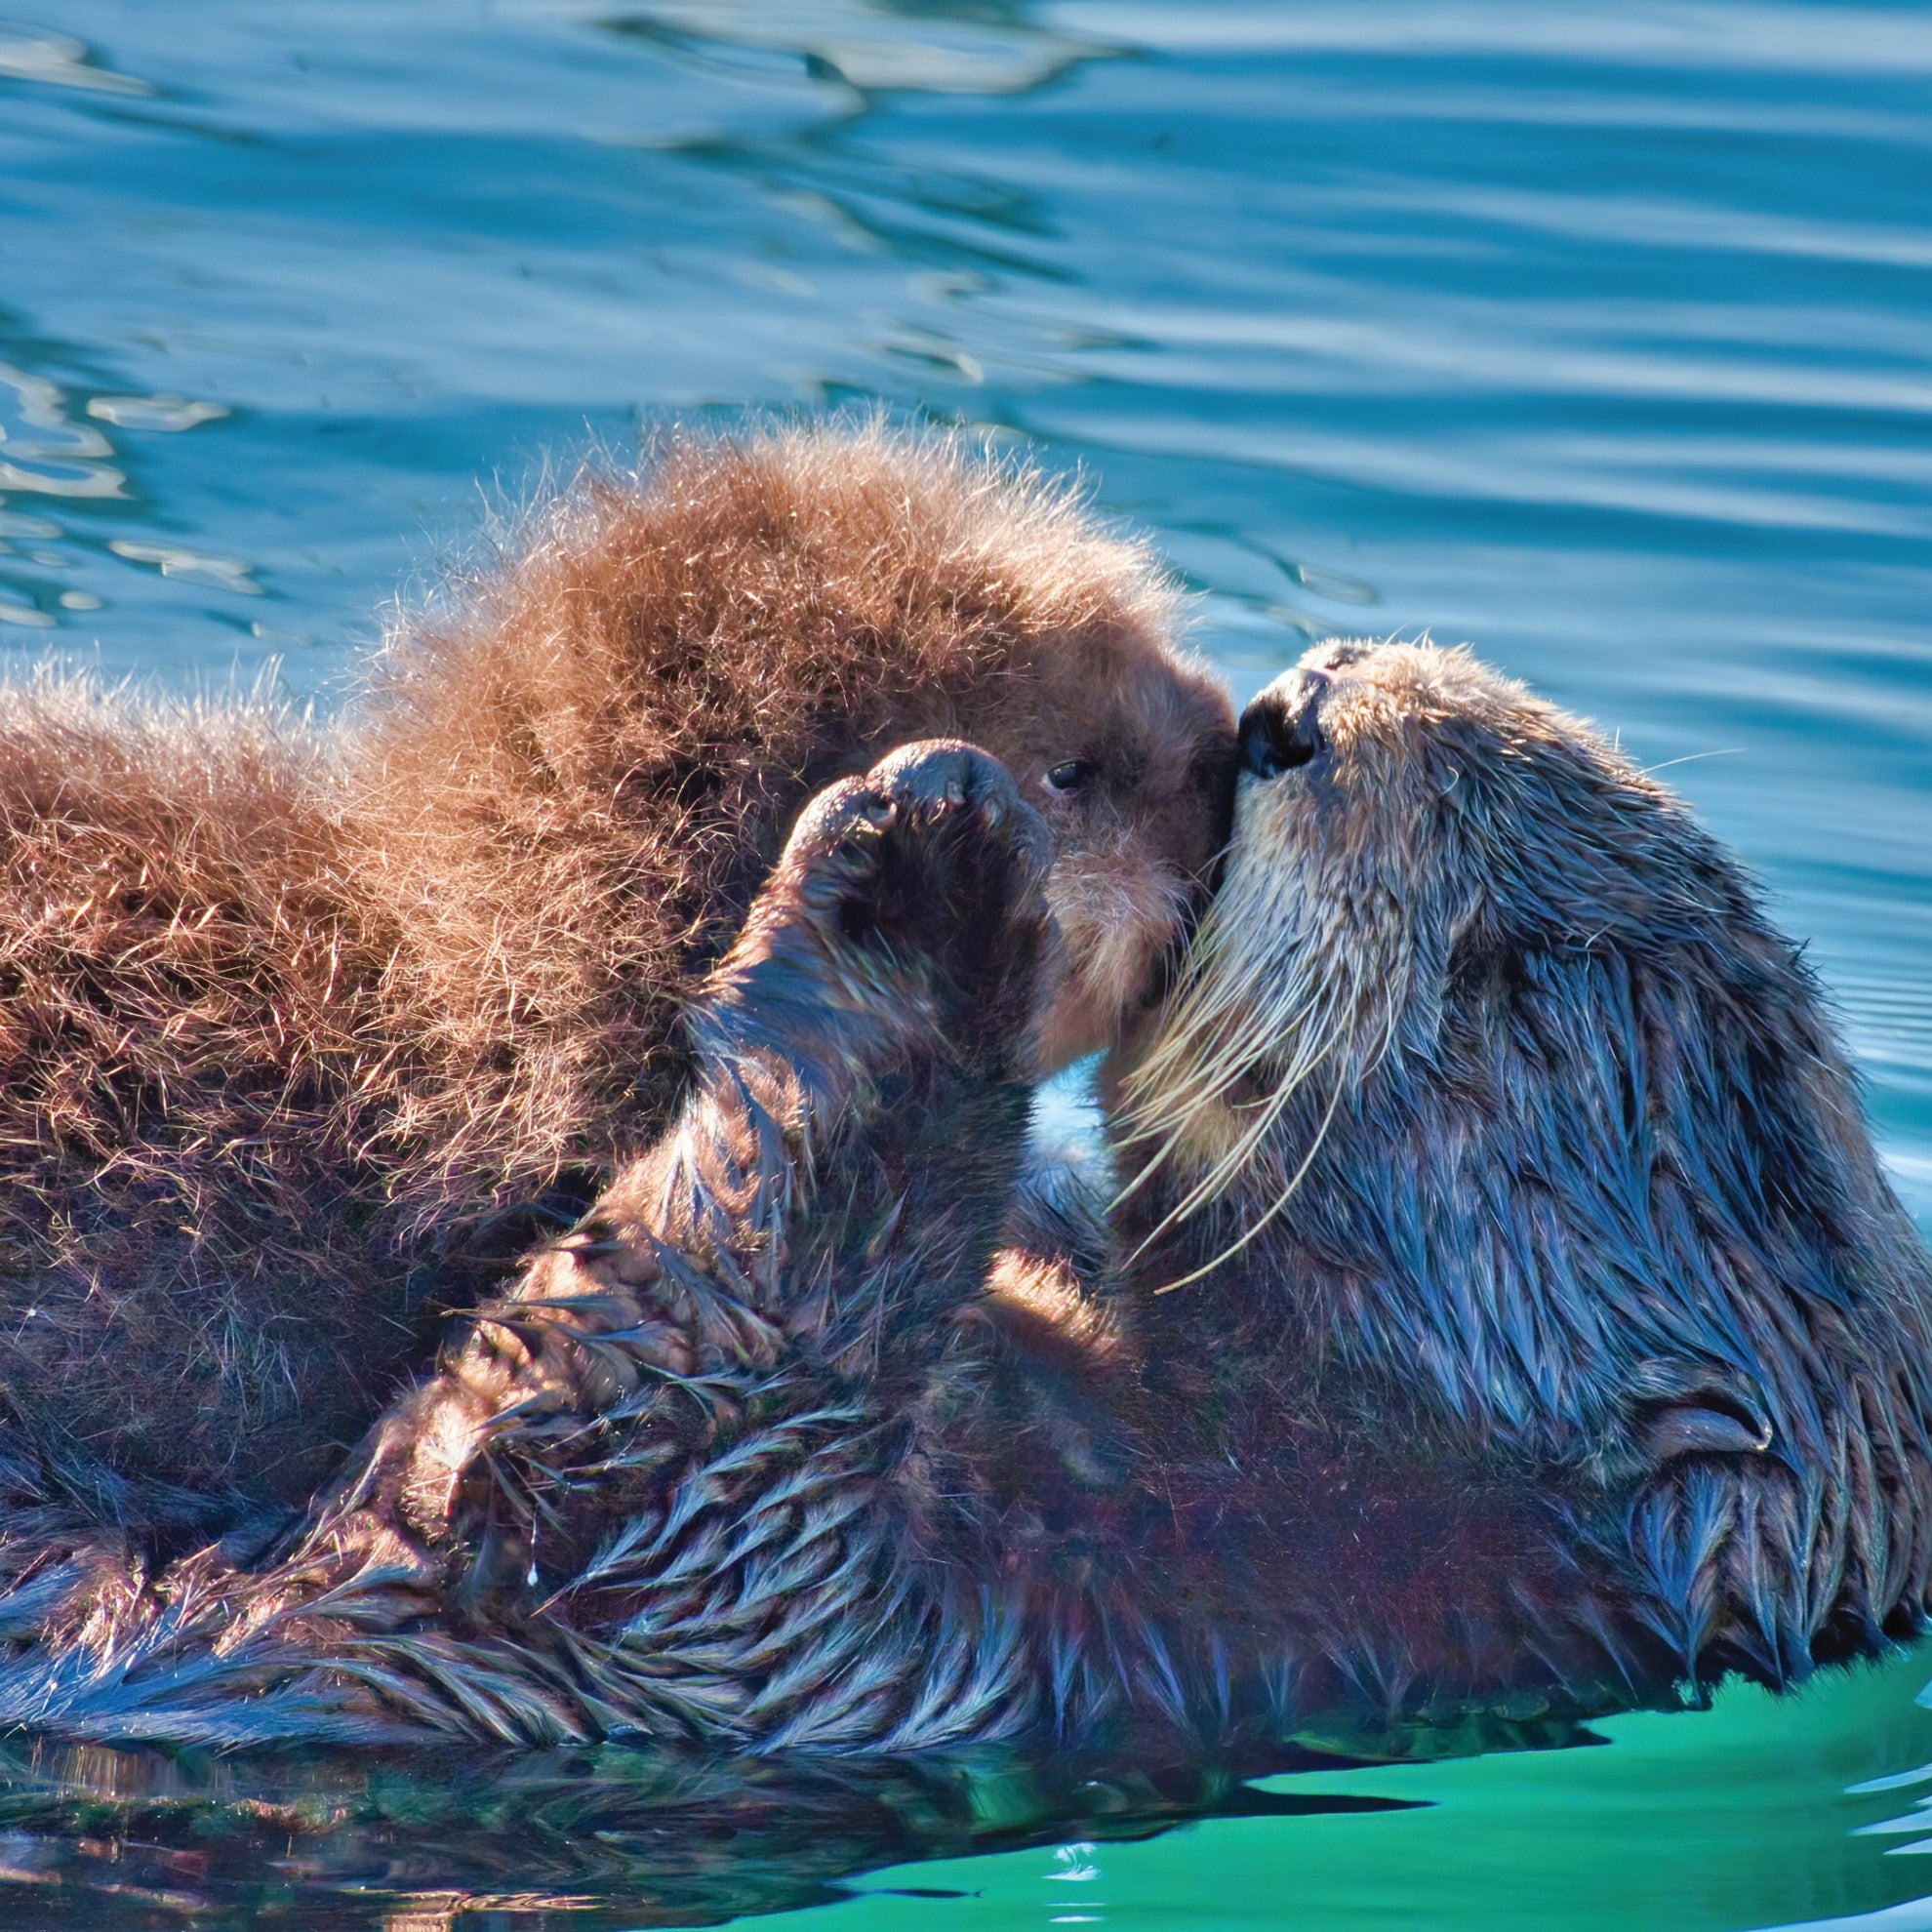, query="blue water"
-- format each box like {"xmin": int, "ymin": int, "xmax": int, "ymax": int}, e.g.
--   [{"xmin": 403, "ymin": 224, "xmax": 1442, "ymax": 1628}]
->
[{"xmin": 3, "ymin": 2, "xmax": 1931, "ymax": 1925}]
